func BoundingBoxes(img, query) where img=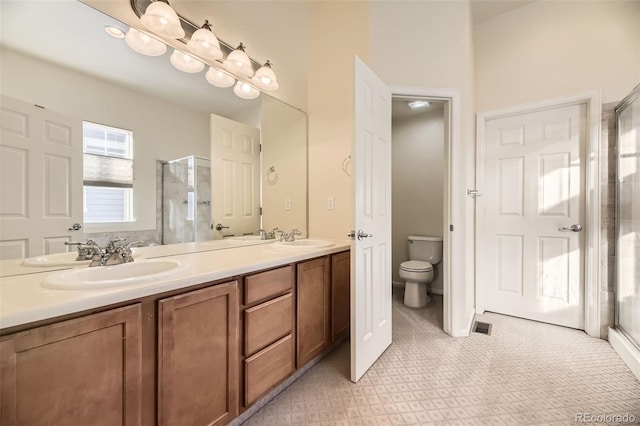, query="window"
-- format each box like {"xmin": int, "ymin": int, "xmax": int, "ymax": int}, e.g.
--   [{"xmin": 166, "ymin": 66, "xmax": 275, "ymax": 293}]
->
[{"xmin": 83, "ymin": 122, "xmax": 134, "ymax": 223}]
